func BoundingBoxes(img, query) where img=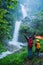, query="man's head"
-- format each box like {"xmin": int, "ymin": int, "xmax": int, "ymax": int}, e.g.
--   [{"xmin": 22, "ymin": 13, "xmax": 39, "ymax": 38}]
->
[{"xmin": 29, "ymin": 36, "xmax": 32, "ymax": 39}]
